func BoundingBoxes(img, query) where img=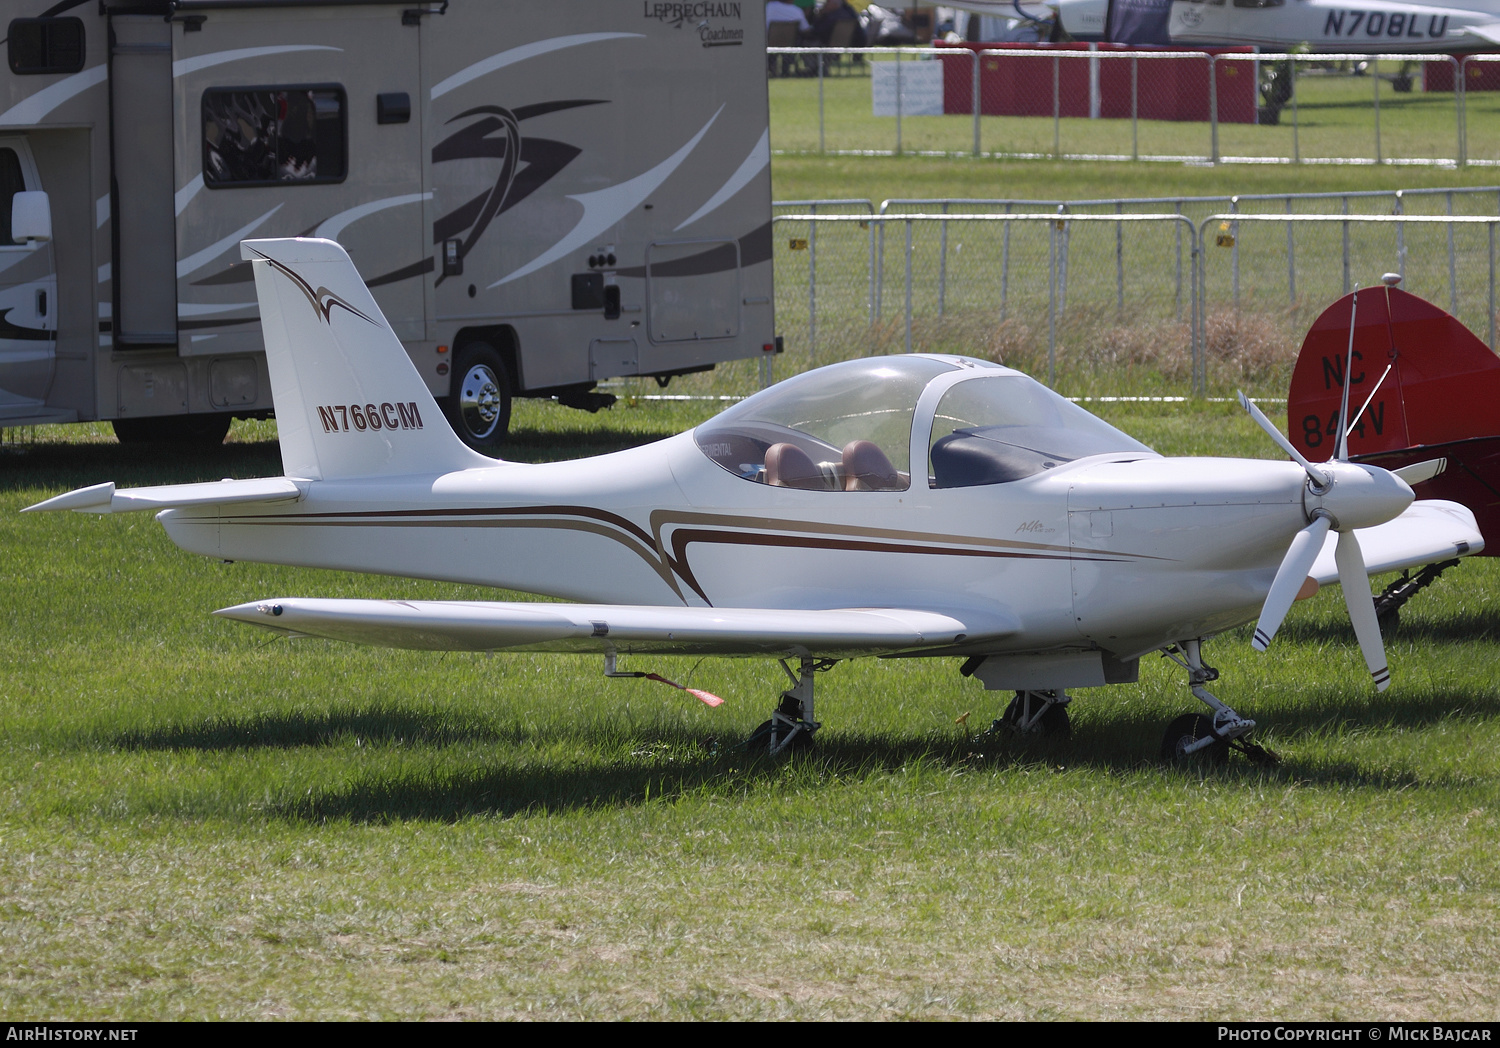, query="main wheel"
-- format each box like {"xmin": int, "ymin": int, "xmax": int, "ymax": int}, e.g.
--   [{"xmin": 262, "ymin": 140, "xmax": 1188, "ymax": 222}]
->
[
  {"xmin": 746, "ymin": 717, "xmax": 815, "ymax": 756},
  {"xmin": 1160, "ymin": 713, "xmax": 1229, "ymax": 765},
  {"xmin": 113, "ymin": 414, "xmax": 232, "ymax": 445},
  {"xmin": 444, "ymin": 342, "xmax": 512, "ymax": 451},
  {"xmin": 1002, "ymin": 691, "xmax": 1071, "ymax": 737}
]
